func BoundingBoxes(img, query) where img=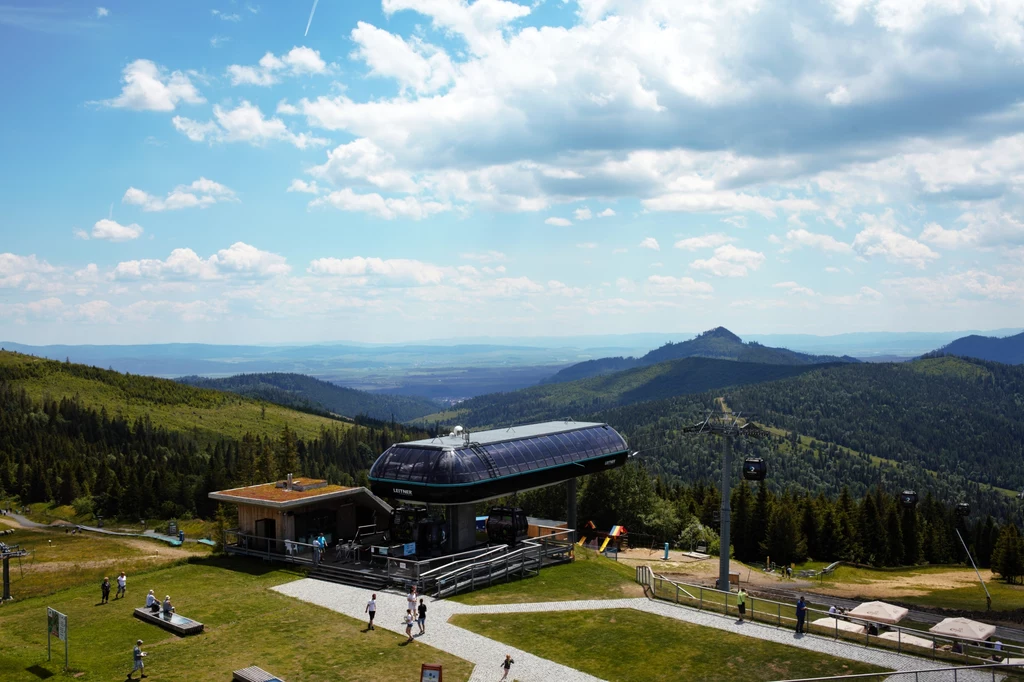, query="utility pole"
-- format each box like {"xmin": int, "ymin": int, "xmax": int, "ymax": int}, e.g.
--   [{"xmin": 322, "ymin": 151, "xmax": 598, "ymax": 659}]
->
[{"xmin": 683, "ymin": 409, "xmax": 769, "ymax": 593}]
